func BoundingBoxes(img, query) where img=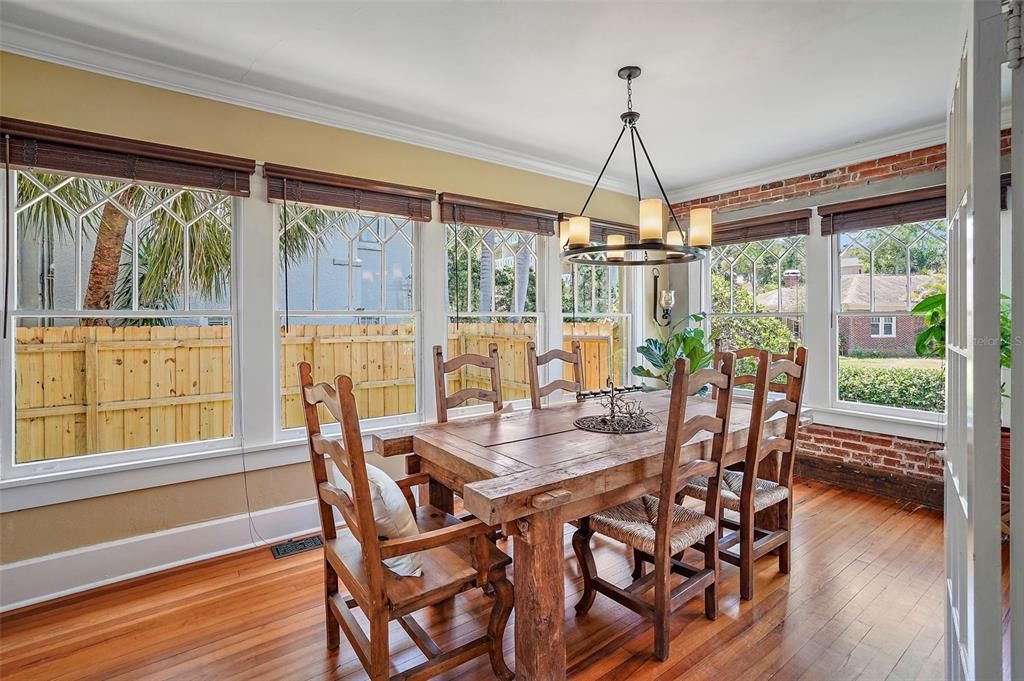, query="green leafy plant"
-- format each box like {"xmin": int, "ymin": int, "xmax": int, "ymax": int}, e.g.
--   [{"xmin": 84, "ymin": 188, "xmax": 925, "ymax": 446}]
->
[
  {"xmin": 838, "ymin": 365, "xmax": 946, "ymax": 412},
  {"xmin": 912, "ymin": 290, "xmax": 1012, "ymax": 396},
  {"xmin": 631, "ymin": 312, "xmax": 714, "ymax": 385}
]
